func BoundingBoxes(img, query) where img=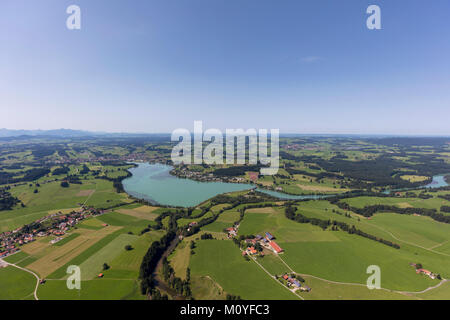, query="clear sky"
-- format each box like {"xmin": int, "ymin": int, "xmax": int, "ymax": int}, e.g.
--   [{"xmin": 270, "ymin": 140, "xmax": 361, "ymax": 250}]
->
[{"xmin": 1, "ymin": 0, "xmax": 449, "ymax": 135}]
